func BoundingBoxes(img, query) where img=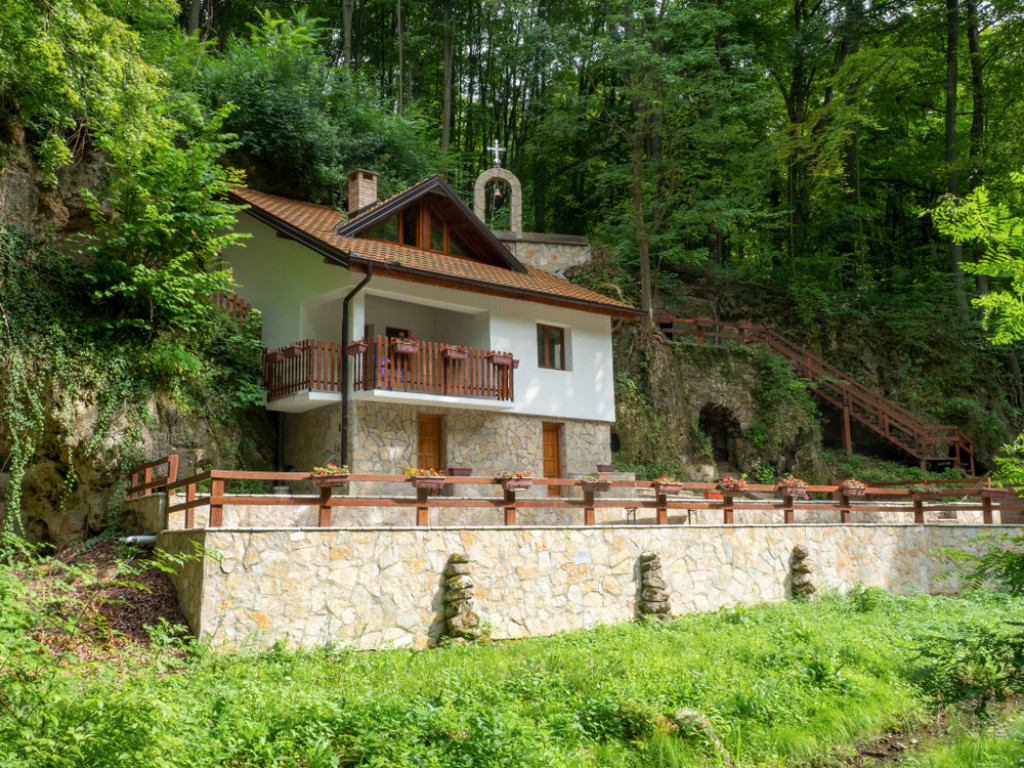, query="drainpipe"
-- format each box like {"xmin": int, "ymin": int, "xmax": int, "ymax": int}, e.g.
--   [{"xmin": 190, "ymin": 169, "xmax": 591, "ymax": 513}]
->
[{"xmin": 339, "ymin": 259, "xmax": 373, "ymax": 469}]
